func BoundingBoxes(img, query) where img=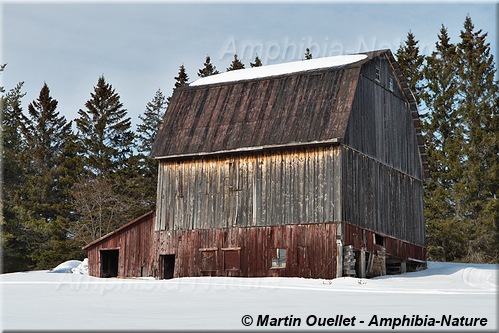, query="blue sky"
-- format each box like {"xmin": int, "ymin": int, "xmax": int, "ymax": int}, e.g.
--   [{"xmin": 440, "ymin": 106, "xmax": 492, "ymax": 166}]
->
[{"xmin": 1, "ymin": 2, "xmax": 497, "ymax": 129}]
